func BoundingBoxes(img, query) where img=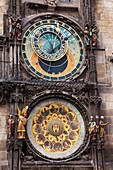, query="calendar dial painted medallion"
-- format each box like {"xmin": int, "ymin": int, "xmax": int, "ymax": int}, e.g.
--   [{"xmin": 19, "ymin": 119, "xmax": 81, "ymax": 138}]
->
[{"xmin": 27, "ymin": 98, "xmax": 86, "ymax": 160}]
